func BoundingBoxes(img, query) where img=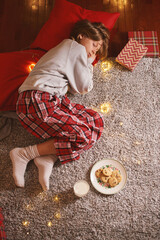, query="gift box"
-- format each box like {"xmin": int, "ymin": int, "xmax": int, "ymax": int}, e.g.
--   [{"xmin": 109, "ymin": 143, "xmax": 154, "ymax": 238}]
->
[
  {"xmin": 116, "ymin": 39, "xmax": 148, "ymax": 71},
  {"xmin": 128, "ymin": 31, "xmax": 159, "ymax": 57}
]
